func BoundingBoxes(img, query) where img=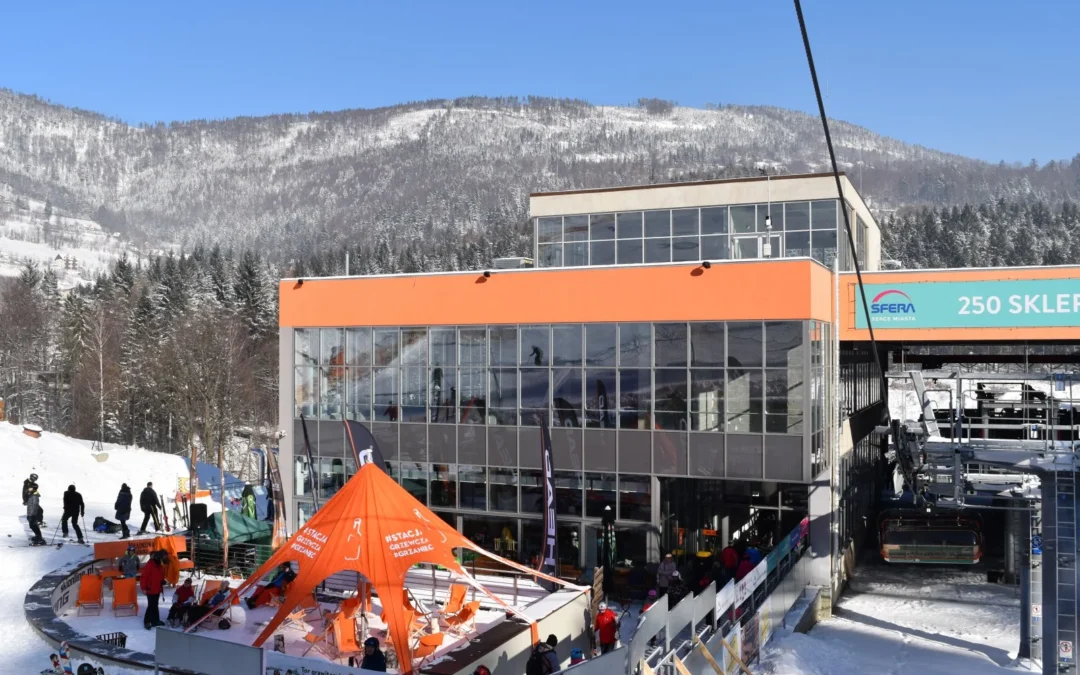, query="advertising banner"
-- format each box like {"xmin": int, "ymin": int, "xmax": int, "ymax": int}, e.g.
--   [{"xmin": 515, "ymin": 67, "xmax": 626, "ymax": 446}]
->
[
  {"xmin": 758, "ymin": 594, "xmax": 773, "ymax": 646},
  {"xmin": 741, "ymin": 612, "xmax": 761, "ymax": 666},
  {"xmin": 855, "ymin": 279, "xmax": 1080, "ymax": 329},
  {"xmin": 723, "ymin": 622, "xmax": 742, "ymax": 675},
  {"xmin": 716, "ymin": 579, "xmax": 735, "ymax": 618}
]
